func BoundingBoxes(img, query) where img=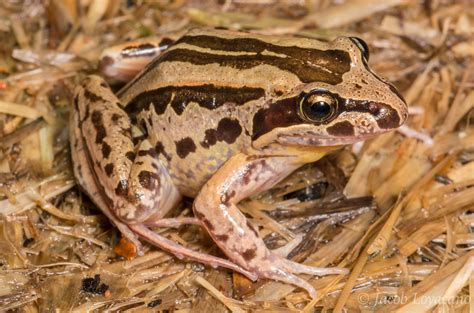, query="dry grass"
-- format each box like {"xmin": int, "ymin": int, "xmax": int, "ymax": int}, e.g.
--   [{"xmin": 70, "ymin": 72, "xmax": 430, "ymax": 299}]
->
[{"xmin": 0, "ymin": 0, "xmax": 473, "ymax": 311}]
